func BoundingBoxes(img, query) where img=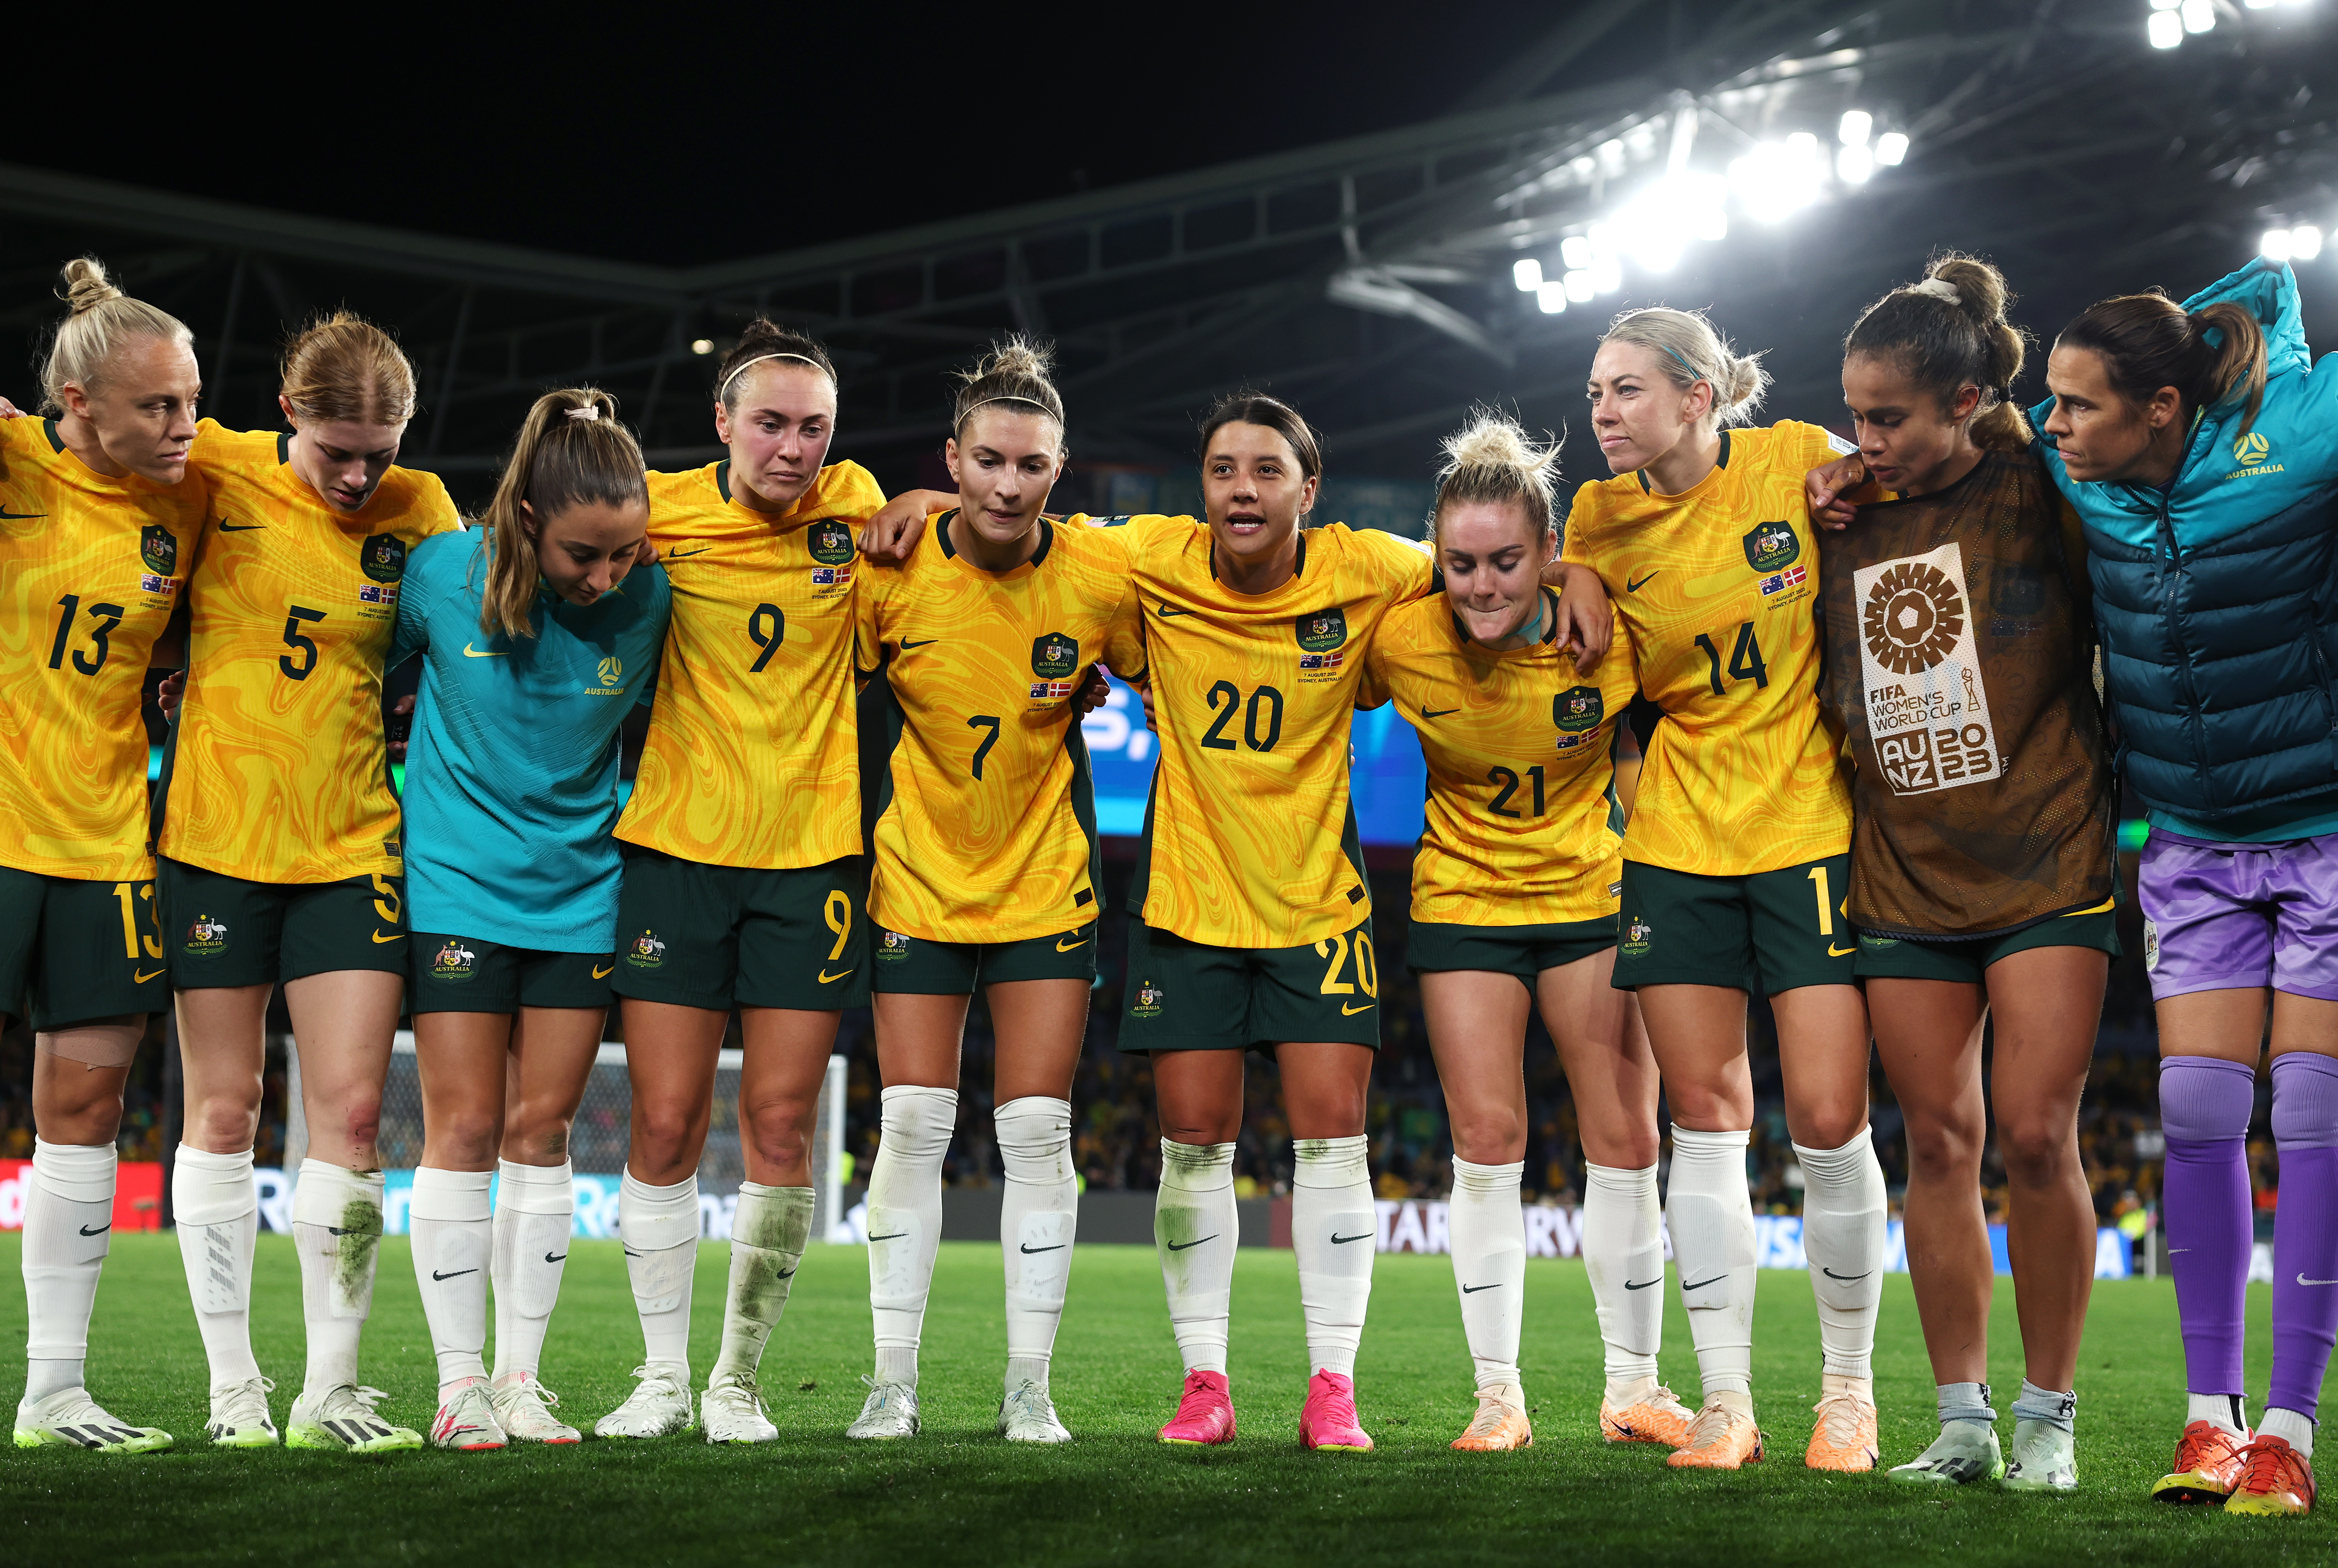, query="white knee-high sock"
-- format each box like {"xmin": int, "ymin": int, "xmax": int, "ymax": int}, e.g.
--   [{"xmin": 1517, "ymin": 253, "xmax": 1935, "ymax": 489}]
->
[
  {"xmin": 290, "ymin": 1160, "xmax": 386, "ymax": 1399},
  {"xmin": 1292, "ymin": 1136, "xmax": 1375, "ymax": 1381},
  {"xmin": 712, "ymin": 1182, "xmax": 813, "ymax": 1385},
  {"xmin": 173, "ymin": 1144, "xmax": 263, "ymax": 1391},
  {"xmin": 1447, "ymin": 1156, "xmax": 1525, "ymax": 1391},
  {"xmin": 491, "ymin": 1158, "xmax": 573, "ymax": 1383},
  {"xmin": 23, "ymin": 1140, "xmax": 116, "ymax": 1403},
  {"xmin": 1155, "ymin": 1140, "xmax": 1237, "ymax": 1376},
  {"xmin": 1582, "ymin": 1161, "xmax": 1665, "ymax": 1399},
  {"xmin": 997, "ymin": 1096, "xmax": 1078, "ymax": 1393},
  {"xmin": 866, "ymin": 1085, "xmax": 955, "ymax": 1385},
  {"xmin": 1794, "ymin": 1132, "xmax": 1887, "ymax": 1384},
  {"xmin": 1666, "ymin": 1127, "xmax": 1757, "ymax": 1404},
  {"xmin": 618, "ymin": 1170, "xmax": 700, "ymax": 1381},
  {"xmin": 409, "ymin": 1167, "xmax": 492, "ymax": 1395}
]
